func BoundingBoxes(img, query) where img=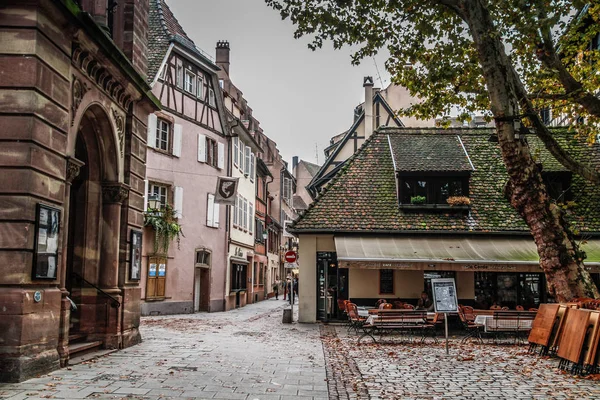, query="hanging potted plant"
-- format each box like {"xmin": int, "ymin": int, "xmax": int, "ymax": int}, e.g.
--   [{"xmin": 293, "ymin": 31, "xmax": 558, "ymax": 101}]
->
[{"xmin": 144, "ymin": 203, "xmax": 184, "ymax": 254}]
